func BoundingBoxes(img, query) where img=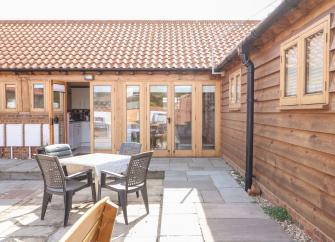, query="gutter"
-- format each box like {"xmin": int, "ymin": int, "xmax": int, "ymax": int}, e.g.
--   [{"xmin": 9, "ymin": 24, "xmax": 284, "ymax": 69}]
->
[
  {"xmin": 214, "ymin": 0, "xmax": 300, "ymax": 192},
  {"xmin": 215, "ymin": 0, "xmax": 300, "ymax": 71}
]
